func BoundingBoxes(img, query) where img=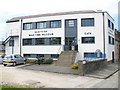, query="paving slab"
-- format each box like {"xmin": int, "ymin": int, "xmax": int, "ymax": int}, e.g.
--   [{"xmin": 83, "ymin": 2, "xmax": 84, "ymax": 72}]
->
[
  {"xmin": 19, "ymin": 64, "xmax": 79, "ymax": 75},
  {"xmin": 86, "ymin": 64, "xmax": 119, "ymax": 79}
]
